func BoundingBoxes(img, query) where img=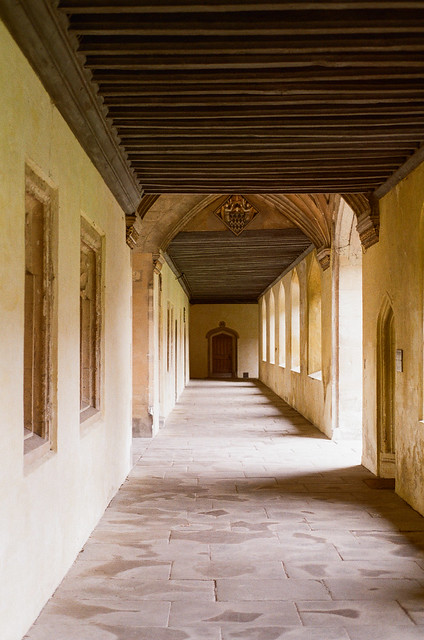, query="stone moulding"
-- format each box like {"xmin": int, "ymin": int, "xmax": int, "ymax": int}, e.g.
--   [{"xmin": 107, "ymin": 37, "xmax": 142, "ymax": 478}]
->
[
  {"xmin": 126, "ymin": 195, "xmax": 162, "ymax": 249},
  {"xmin": 0, "ymin": 0, "xmax": 141, "ymax": 215},
  {"xmin": 341, "ymin": 193, "xmax": 380, "ymax": 250},
  {"xmin": 316, "ymin": 246, "xmax": 331, "ymax": 271},
  {"xmin": 126, "ymin": 212, "xmax": 142, "ymax": 250}
]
